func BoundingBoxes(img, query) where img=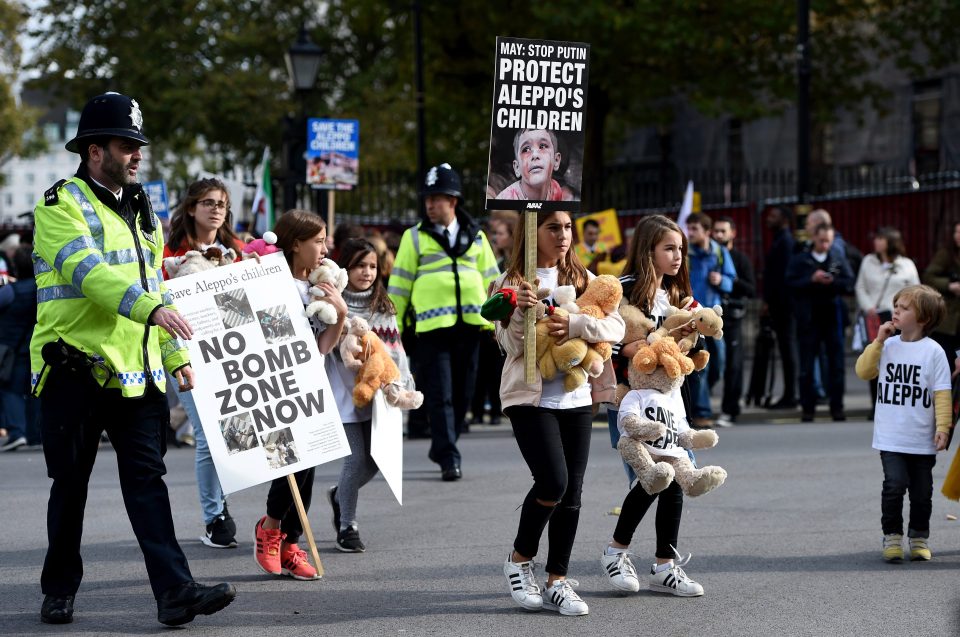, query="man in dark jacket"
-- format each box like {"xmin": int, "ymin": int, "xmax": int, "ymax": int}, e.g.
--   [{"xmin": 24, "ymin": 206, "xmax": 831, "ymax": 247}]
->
[
  {"xmin": 786, "ymin": 223, "xmax": 855, "ymax": 422},
  {"xmin": 712, "ymin": 217, "xmax": 756, "ymax": 425},
  {"xmin": 763, "ymin": 207, "xmax": 799, "ymax": 408}
]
